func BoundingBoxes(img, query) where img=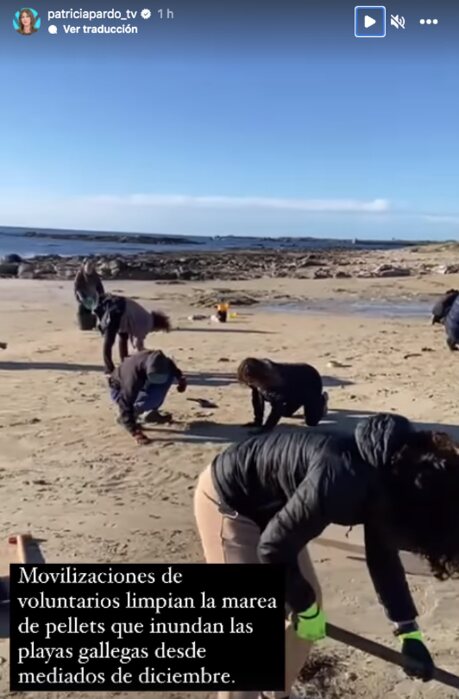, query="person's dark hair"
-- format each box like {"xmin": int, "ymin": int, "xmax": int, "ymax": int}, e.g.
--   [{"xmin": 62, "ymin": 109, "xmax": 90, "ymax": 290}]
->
[
  {"xmin": 152, "ymin": 311, "xmax": 171, "ymax": 332},
  {"xmin": 388, "ymin": 430, "xmax": 459, "ymax": 580},
  {"xmin": 237, "ymin": 357, "xmax": 281, "ymax": 389}
]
